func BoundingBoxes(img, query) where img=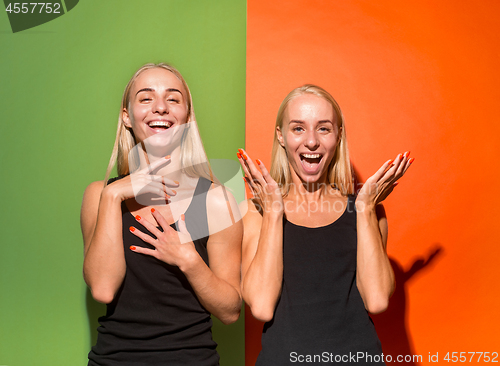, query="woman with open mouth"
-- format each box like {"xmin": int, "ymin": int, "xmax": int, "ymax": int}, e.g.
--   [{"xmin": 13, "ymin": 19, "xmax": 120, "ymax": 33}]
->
[
  {"xmin": 238, "ymin": 84, "xmax": 413, "ymax": 365},
  {"xmin": 81, "ymin": 63, "xmax": 242, "ymax": 365}
]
